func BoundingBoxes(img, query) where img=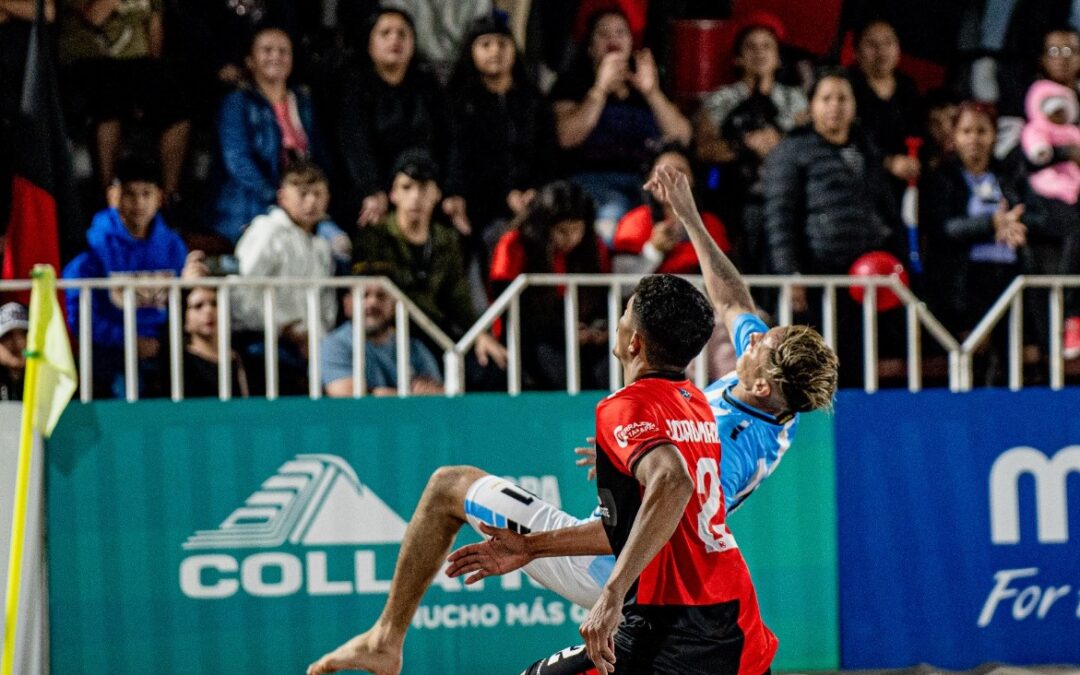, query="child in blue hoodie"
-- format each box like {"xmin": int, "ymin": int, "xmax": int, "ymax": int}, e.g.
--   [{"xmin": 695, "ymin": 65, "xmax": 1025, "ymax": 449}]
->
[{"xmin": 63, "ymin": 154, "xmax": 188, "ymax": 399}]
